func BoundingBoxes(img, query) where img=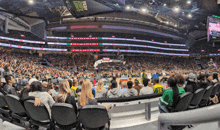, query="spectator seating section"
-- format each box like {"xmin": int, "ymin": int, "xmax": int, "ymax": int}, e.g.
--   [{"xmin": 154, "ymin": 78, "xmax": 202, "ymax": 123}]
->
[
  {"xmin": 0, "ymin": 92, "xmax": 11, "ymax": 118},
  {"xmin": 24, "ymin": 100, "xmax": 52, "ymax": 129},
  {"xmin": 0, "ymin": 86, "xmax": 220, "ymax": 129},
  {"xmin": 51, "ymin": 103, "xmax": 78, "ymax": 129},
  {"xmin": 199, "ymin": 85, "xmax": 214, "ymax": 107},
  {"xmin": 189, "ymin": 88, "xmax": 206, "ymax": 109},
  {"xmin": 5, "ymin": 95, "xmax": 29, "ymax": 122},
  {"xmin": 79, "ymin": 105, "xmax": 110, "ymax": 130}
]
